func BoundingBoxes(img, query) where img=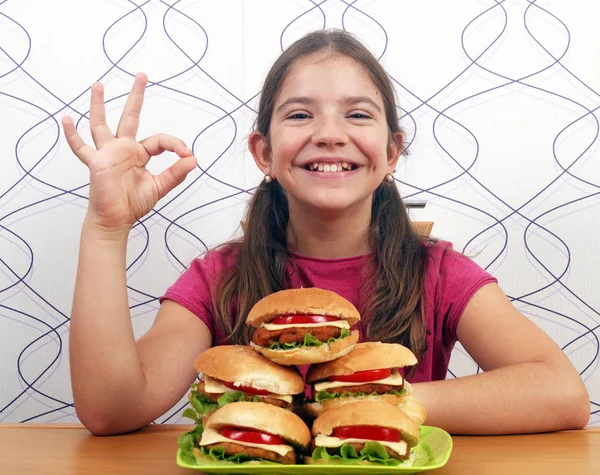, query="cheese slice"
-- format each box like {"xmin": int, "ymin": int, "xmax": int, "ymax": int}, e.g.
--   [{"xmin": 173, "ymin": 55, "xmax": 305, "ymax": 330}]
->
[
  {"xmin": 261, "ymin": 320, "xmax": 350, "ymax": 331},
  {"xmin": 203, "ymin": 376, "xmax": 293, "ymax": 403},
  {"xmin": 314, "ymin": 369, "xmax": 404, "ymax": 392},
  {"xmin": 203, "ymin": 376, "xmax": 231, "ymax": 394},
  {"xmin": 199, "ymin": 427, "xmax": 294, "ymax": 457},
  {"xmin": 314, "ymin": 434, "xmax": 408, "ymax": 457}
]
